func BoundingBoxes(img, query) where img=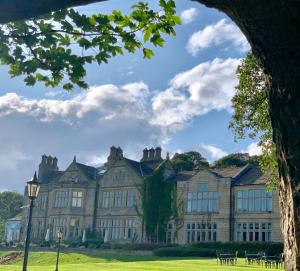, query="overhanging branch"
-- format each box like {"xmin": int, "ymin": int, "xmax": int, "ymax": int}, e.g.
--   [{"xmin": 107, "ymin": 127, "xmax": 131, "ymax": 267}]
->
[{"xmin": 0, "ymin": 0, "xmax": 107, "ymax": 24}]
